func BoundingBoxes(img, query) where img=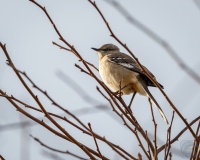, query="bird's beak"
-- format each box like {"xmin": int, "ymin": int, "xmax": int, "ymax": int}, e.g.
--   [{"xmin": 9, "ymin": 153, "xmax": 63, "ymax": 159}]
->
[{"xmin": 91, "ymin": 47, "xmax": 99, "ymax": 51}]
